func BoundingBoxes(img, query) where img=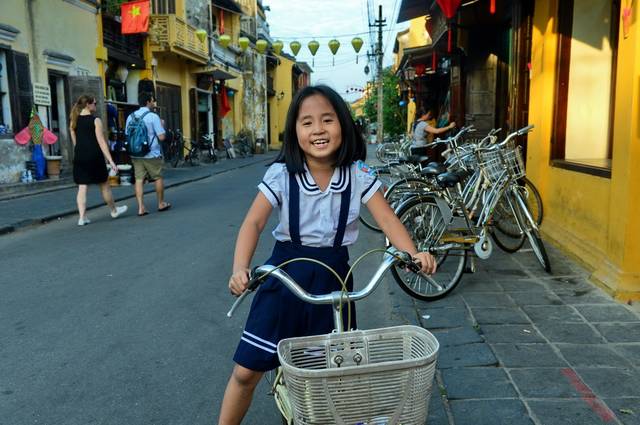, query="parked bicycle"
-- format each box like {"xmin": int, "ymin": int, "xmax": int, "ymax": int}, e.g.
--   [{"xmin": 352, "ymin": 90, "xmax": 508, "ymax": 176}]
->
[
  {"xmin": 184, "ymin": 133, "xmax": 217, "ymax": 165},
  {"xmin": 162, "ymin": 128, "xmax": 183, "ymax": 168},
  {"xmin": 227, "ymin": 247, "xmax": 440, "ymax": 425},
  {"xmin": 234, "ymin": 134, "xmax": 254, "ymax": 158}
]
